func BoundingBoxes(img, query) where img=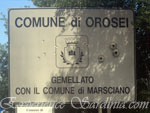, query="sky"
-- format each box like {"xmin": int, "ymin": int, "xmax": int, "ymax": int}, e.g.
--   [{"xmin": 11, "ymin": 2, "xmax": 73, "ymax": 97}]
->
[{"xmin": 0, "ymin": 0, "xmax": 35, "ymax": 44}]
